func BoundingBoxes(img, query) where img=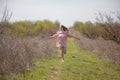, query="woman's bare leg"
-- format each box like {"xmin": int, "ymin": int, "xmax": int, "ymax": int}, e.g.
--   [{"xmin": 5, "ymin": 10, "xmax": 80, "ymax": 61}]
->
[
  {"xmin": 60, "ymin": 47, "xmax": 65, "ymax": 61},
  {"xmin": 63, "ymin": 47, "xmax": 66, "ymax": 54}
]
